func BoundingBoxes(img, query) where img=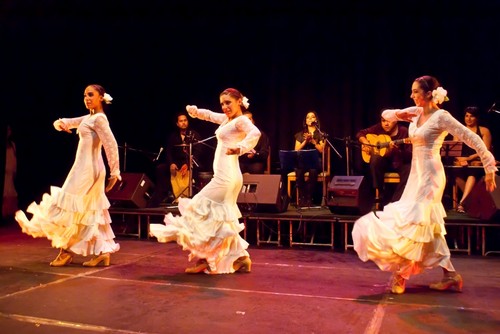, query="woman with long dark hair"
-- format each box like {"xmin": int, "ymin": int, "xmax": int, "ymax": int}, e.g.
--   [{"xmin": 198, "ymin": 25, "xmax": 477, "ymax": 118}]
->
[
  {"xmin": 293, "ymin": 110, "xmax": 325, "ymax": 207},
  {"xmin": 453, "ymin": 106, "xmax": 493, "ymax": 213}
]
